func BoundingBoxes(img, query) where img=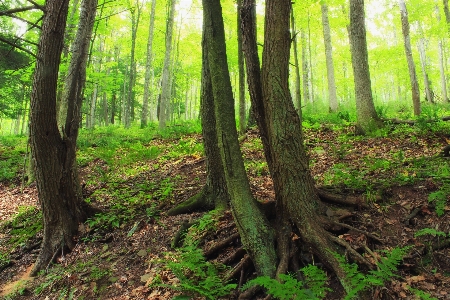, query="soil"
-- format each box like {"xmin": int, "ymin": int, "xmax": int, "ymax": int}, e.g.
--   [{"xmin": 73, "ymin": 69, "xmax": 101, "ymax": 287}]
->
[{"xmin": 1, "ymin": 126, "xmax": 450, "ymax": 299}]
